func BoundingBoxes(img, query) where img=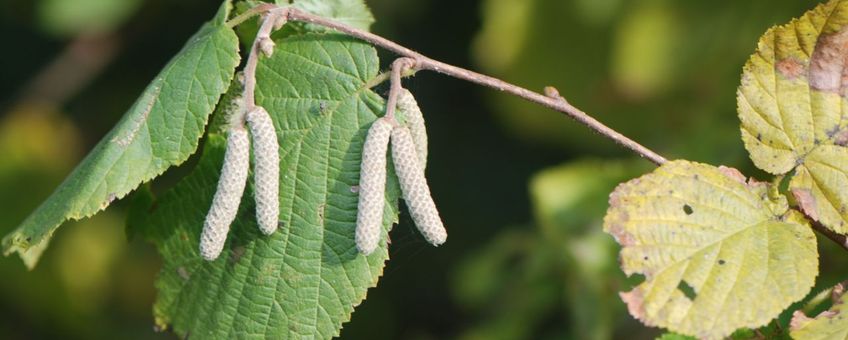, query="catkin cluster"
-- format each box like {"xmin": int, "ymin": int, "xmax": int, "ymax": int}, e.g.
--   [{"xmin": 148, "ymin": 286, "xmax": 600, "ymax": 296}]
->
[
  {"xmin": 355, "ymin": 89, "xmax": 446, "ymax": 255},
  {"xmin": 200, "ymin": 106, "xmax": 281, "ymax": 261}
]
